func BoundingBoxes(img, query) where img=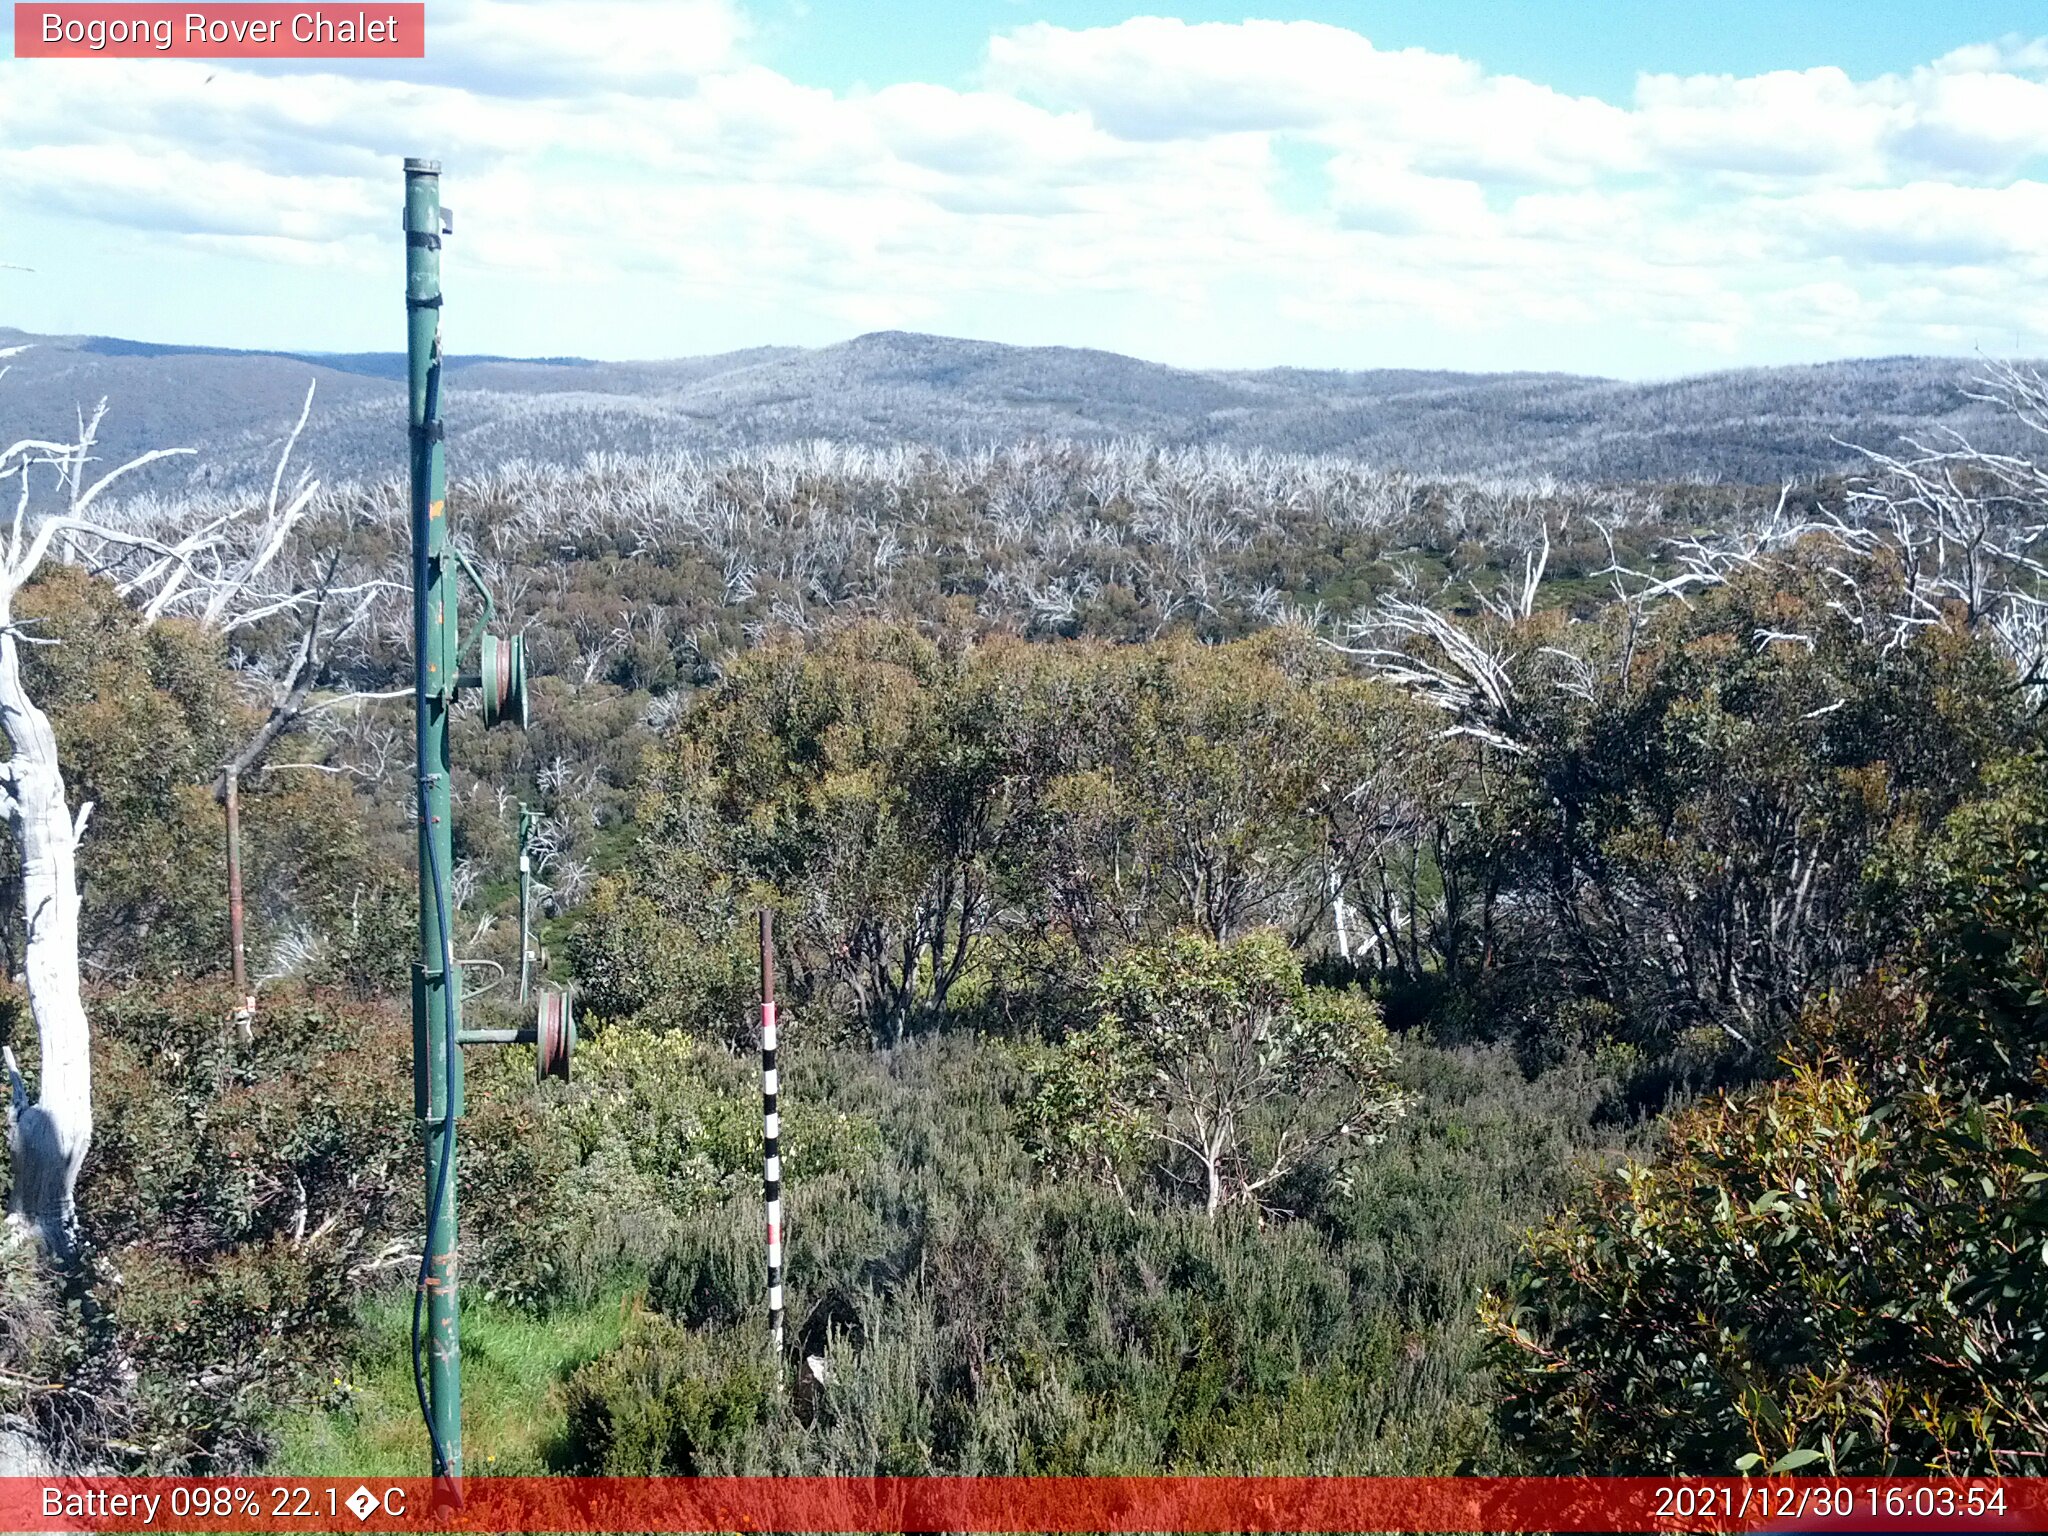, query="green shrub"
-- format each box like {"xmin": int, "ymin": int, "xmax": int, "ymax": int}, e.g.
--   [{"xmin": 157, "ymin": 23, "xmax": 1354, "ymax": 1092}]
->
[
  {"xmin": 549, "ymin": 1032, "xmax": 1602, "ymax": 1476},
  {"xmin": 568, "ymin": 882, "xmax": 756, "ymax": 1045},
  {"xmin": 467, "ymin": 1024, "xmax": 878, "ymax": 1312},
  {"xmin": 1485, "ymin": 1055, "xmax": 2047, "ymax": 1473},
  {"xmin": 1022, "ymin": 932, "xmax": 1408, "ymax": 1215},
  {"xmin": 561, "ymin": 1308, "xmax": 775, "ymax": 1473},
  {"xmin": 1485, "ymin": 756, "xmax": 2048, "ymax": 1473},
  {"xmin": 73, "ymin": 984, "xmax": 414, "ymax": 1469},
  {"xmin": 0, "ymin": 1235, "xmax": 89, "ymax": 1468}
]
